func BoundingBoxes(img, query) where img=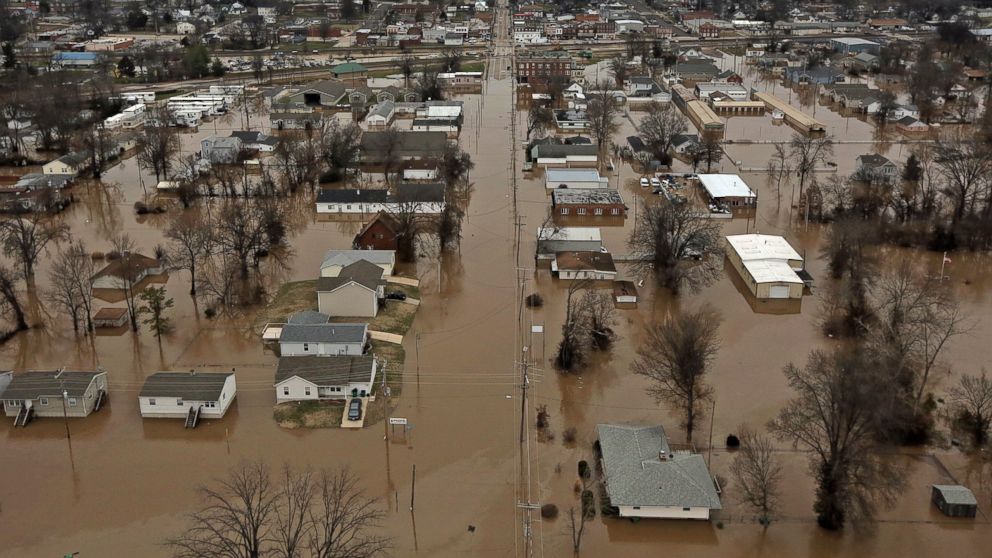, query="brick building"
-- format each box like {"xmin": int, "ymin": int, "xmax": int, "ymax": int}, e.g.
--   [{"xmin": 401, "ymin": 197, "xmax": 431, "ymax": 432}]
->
[
  {"xmin": 516, "ymin": 50, "xmax": 579, "ymax": 86},
  {"xmin": 551, "ymin": 189, "xmax": 626, "ymax": 217}
]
